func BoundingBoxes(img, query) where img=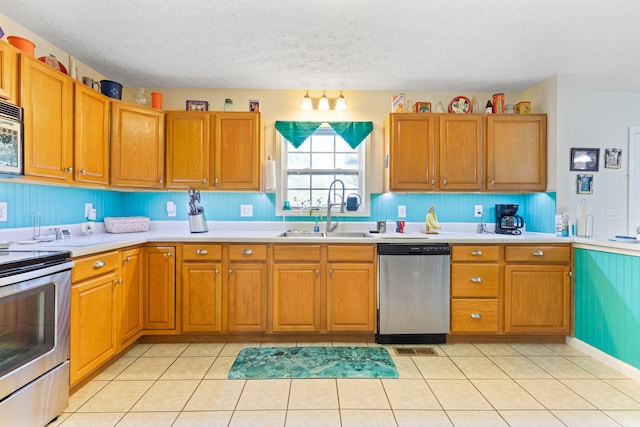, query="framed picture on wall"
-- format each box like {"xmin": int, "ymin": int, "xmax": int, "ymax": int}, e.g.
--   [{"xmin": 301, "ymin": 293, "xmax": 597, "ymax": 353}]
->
[
  {"xmin": 604, "ymin": 148, "xmax": 622, "ymax": 169},
  {"xmin": 570, "ymin": 148, "xmax": 600, "ymax": 171},
  {"xmin": 577, "ymin": 174, "xmax": 594, "ymax": 194}
]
